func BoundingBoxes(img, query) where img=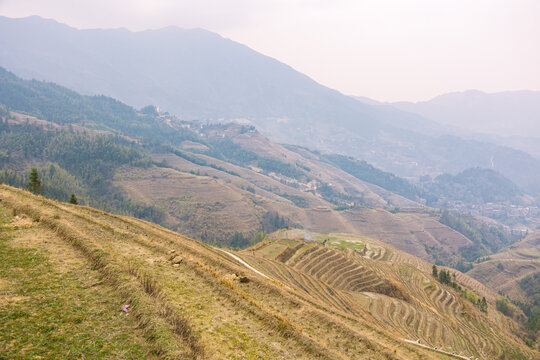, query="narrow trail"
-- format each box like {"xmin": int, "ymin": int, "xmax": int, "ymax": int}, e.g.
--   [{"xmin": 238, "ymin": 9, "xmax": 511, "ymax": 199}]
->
[
  {"xmin": 403, "ymin": 339, "xmax": 475, "ymax": 360},
  {"xmin": 217, "ymin": 248, "xmax": 272, "ymax": 279}
]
